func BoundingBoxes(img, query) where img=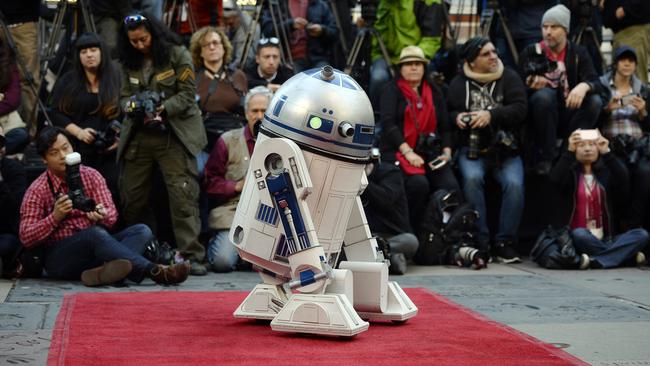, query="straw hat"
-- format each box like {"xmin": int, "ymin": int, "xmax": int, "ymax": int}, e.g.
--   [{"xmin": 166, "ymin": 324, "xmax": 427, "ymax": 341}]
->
[{"xmin": 397, "ymin": 45, "xmax": 429, "ymax": 65}]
